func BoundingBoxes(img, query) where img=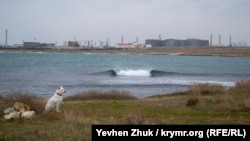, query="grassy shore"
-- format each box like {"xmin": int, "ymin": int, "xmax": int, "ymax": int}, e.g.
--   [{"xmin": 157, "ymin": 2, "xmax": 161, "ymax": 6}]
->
[
  {"xmin": 1, "ymin": 46, "xmax": 250, "ymax": 57},
  {"xmin": 1, "ymin": 81, "xmax": 250, "ymax": 140}
]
